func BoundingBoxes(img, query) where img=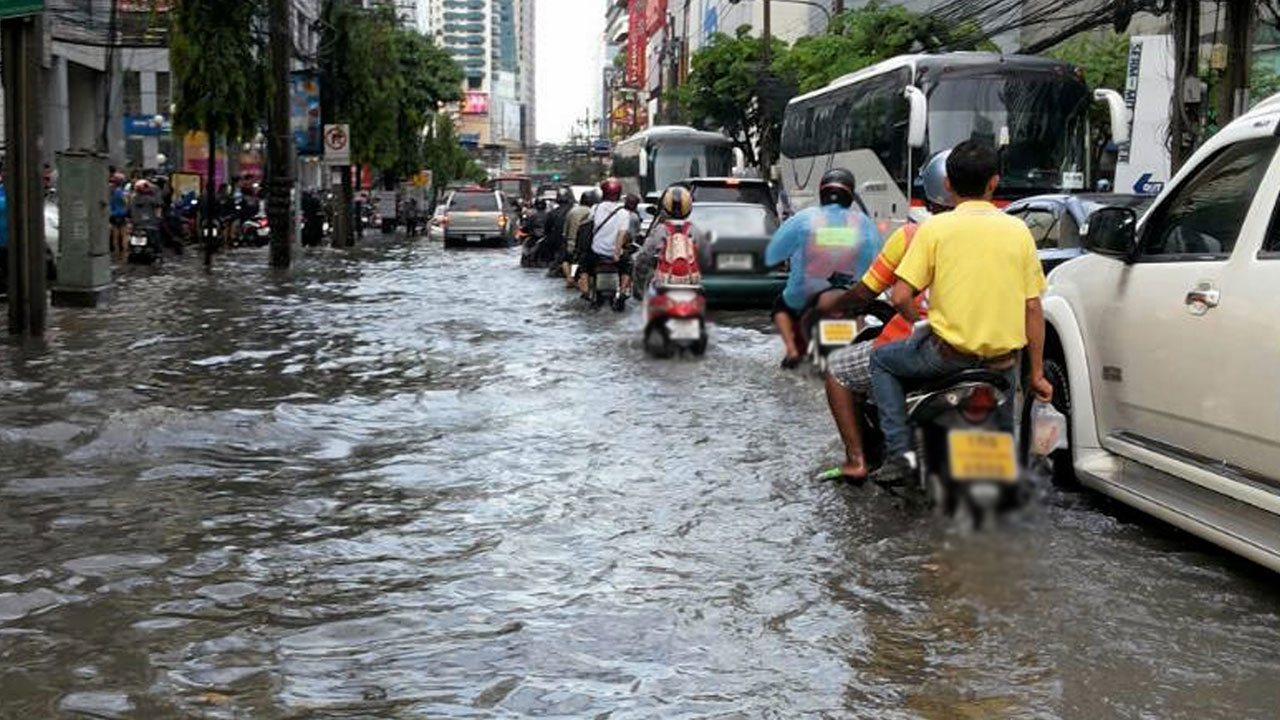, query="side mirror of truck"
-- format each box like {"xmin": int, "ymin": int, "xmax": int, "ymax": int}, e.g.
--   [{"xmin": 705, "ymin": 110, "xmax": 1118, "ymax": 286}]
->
[{"xmin": 1083, "ymin": 206, "xmax": 1138, "ymax": 262}]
